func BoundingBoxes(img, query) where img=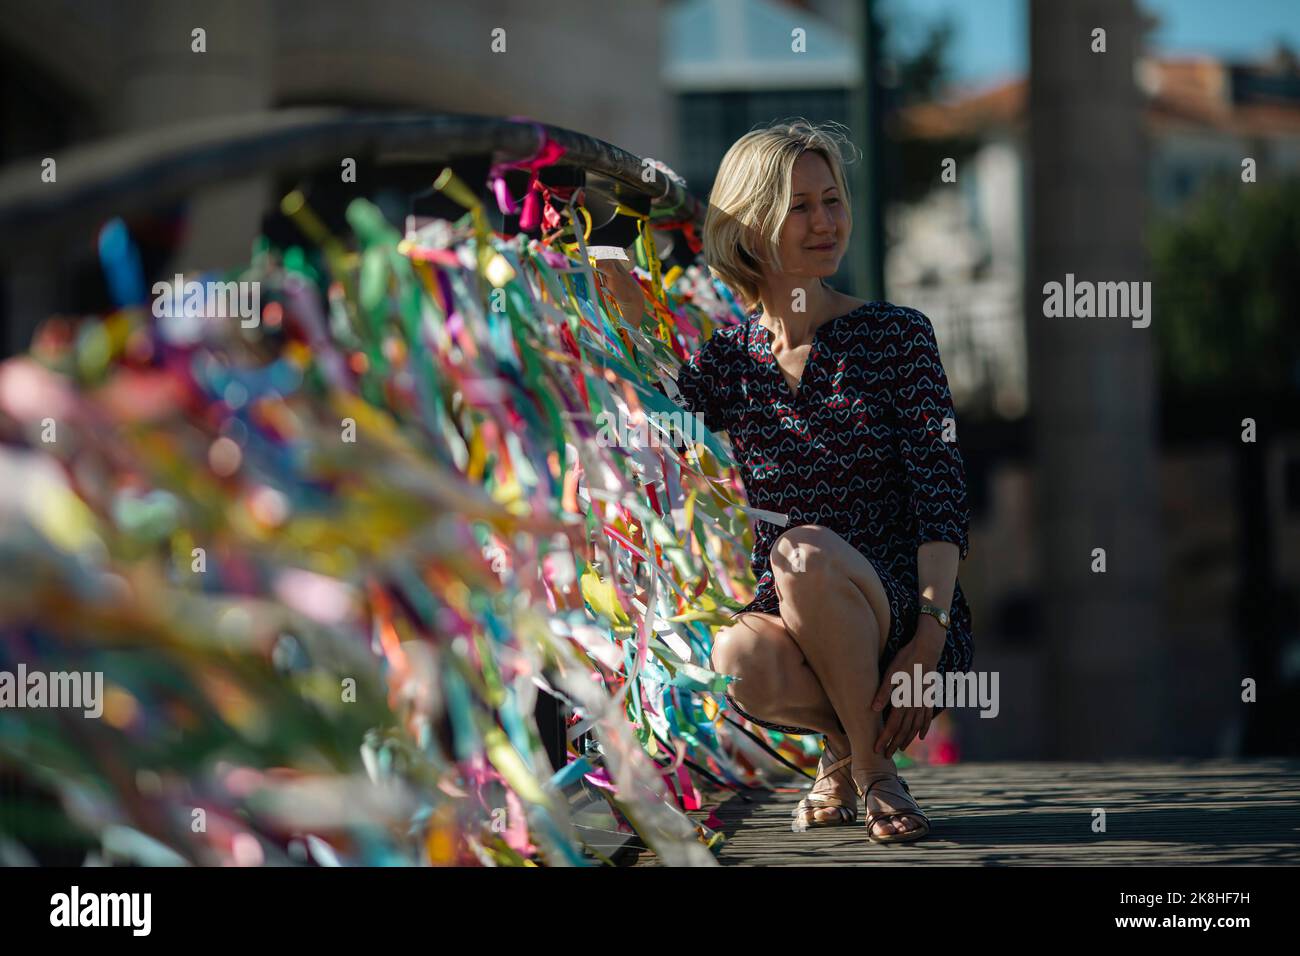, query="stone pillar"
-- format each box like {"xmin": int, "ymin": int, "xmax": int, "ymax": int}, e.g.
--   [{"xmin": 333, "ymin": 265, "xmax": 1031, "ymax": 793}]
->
[
  {"xmin": 1026, "ymin": 0, "xmax": 1168, "ymax": 756},
  {"xmin": 112, "ymin": 0, "xmax": 273, "ymax": 272}
]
